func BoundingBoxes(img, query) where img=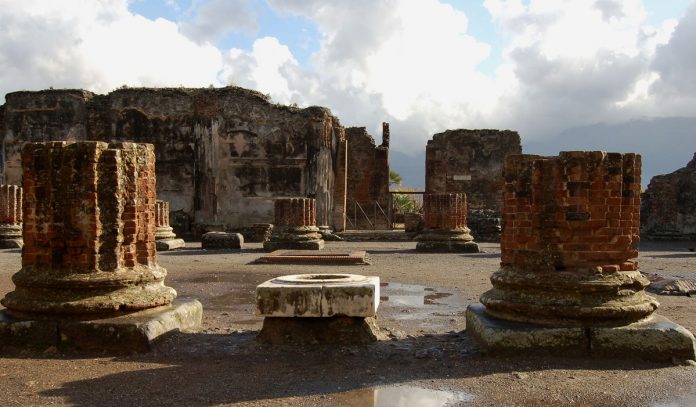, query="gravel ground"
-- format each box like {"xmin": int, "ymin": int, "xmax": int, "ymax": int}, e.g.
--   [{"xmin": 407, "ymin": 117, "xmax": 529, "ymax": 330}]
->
[{"xmin": 0, "ymin": 240, "xmax": 694, "ymax": 406}]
